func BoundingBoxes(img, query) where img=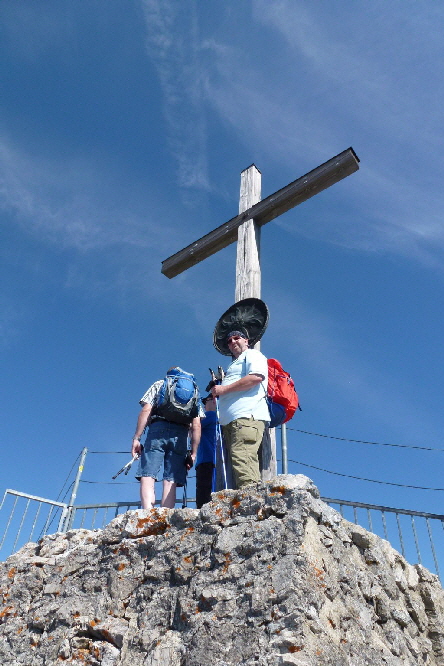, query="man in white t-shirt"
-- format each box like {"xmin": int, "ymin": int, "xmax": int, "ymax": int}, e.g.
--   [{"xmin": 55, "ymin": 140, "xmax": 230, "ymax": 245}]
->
[{"xmin": 210, "ymin": 331, "xmax": 269, "ymax": 488}]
